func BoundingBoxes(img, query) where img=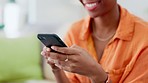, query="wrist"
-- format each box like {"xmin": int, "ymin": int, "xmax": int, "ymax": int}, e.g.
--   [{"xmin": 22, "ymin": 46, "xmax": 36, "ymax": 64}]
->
[
  {"xmin": 89, "ymin": 63, "xmax": 108, "ymax": 83},
  {"xmin": 90, "ymin": 73, "xmax": 108, "ymax": 83},
  {"xmin": 52, "ymin": 69, "xmax": 62, "ymax": 74}
]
